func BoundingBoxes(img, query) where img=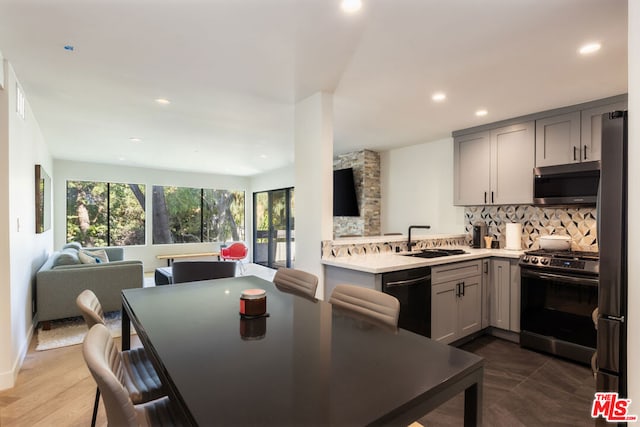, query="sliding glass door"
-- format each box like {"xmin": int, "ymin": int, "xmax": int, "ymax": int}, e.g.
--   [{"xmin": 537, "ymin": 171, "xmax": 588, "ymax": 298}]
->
[{"xmin": 253, "ymin": 188, "xmax": 294, "ymax": 269}]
